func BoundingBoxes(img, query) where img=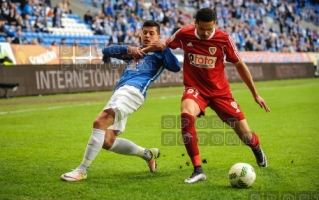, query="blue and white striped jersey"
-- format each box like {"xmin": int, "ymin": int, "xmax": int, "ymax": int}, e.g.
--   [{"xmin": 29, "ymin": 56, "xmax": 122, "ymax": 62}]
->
[{"xmin": 102, "ymin": 45, "xmax": 180, "ymax": 98}]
